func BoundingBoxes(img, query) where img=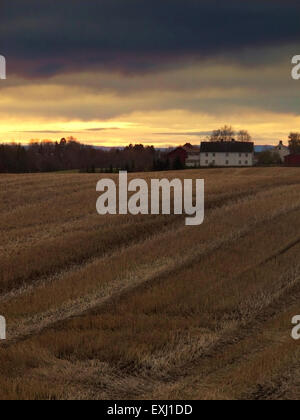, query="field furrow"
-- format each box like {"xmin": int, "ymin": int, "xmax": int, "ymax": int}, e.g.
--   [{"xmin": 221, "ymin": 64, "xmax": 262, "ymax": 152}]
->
[{"xmin": 0, "ymin": 168, "xmax": 300, "ymax": 400}]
